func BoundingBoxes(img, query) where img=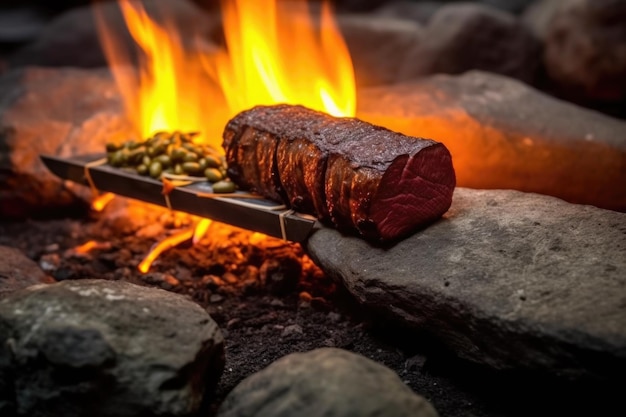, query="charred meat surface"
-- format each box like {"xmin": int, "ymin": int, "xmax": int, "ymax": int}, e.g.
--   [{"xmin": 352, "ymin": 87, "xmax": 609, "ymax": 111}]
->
[{"xmin": 222, "ymin": 104, "xmax": 456, "ymax": 242}]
